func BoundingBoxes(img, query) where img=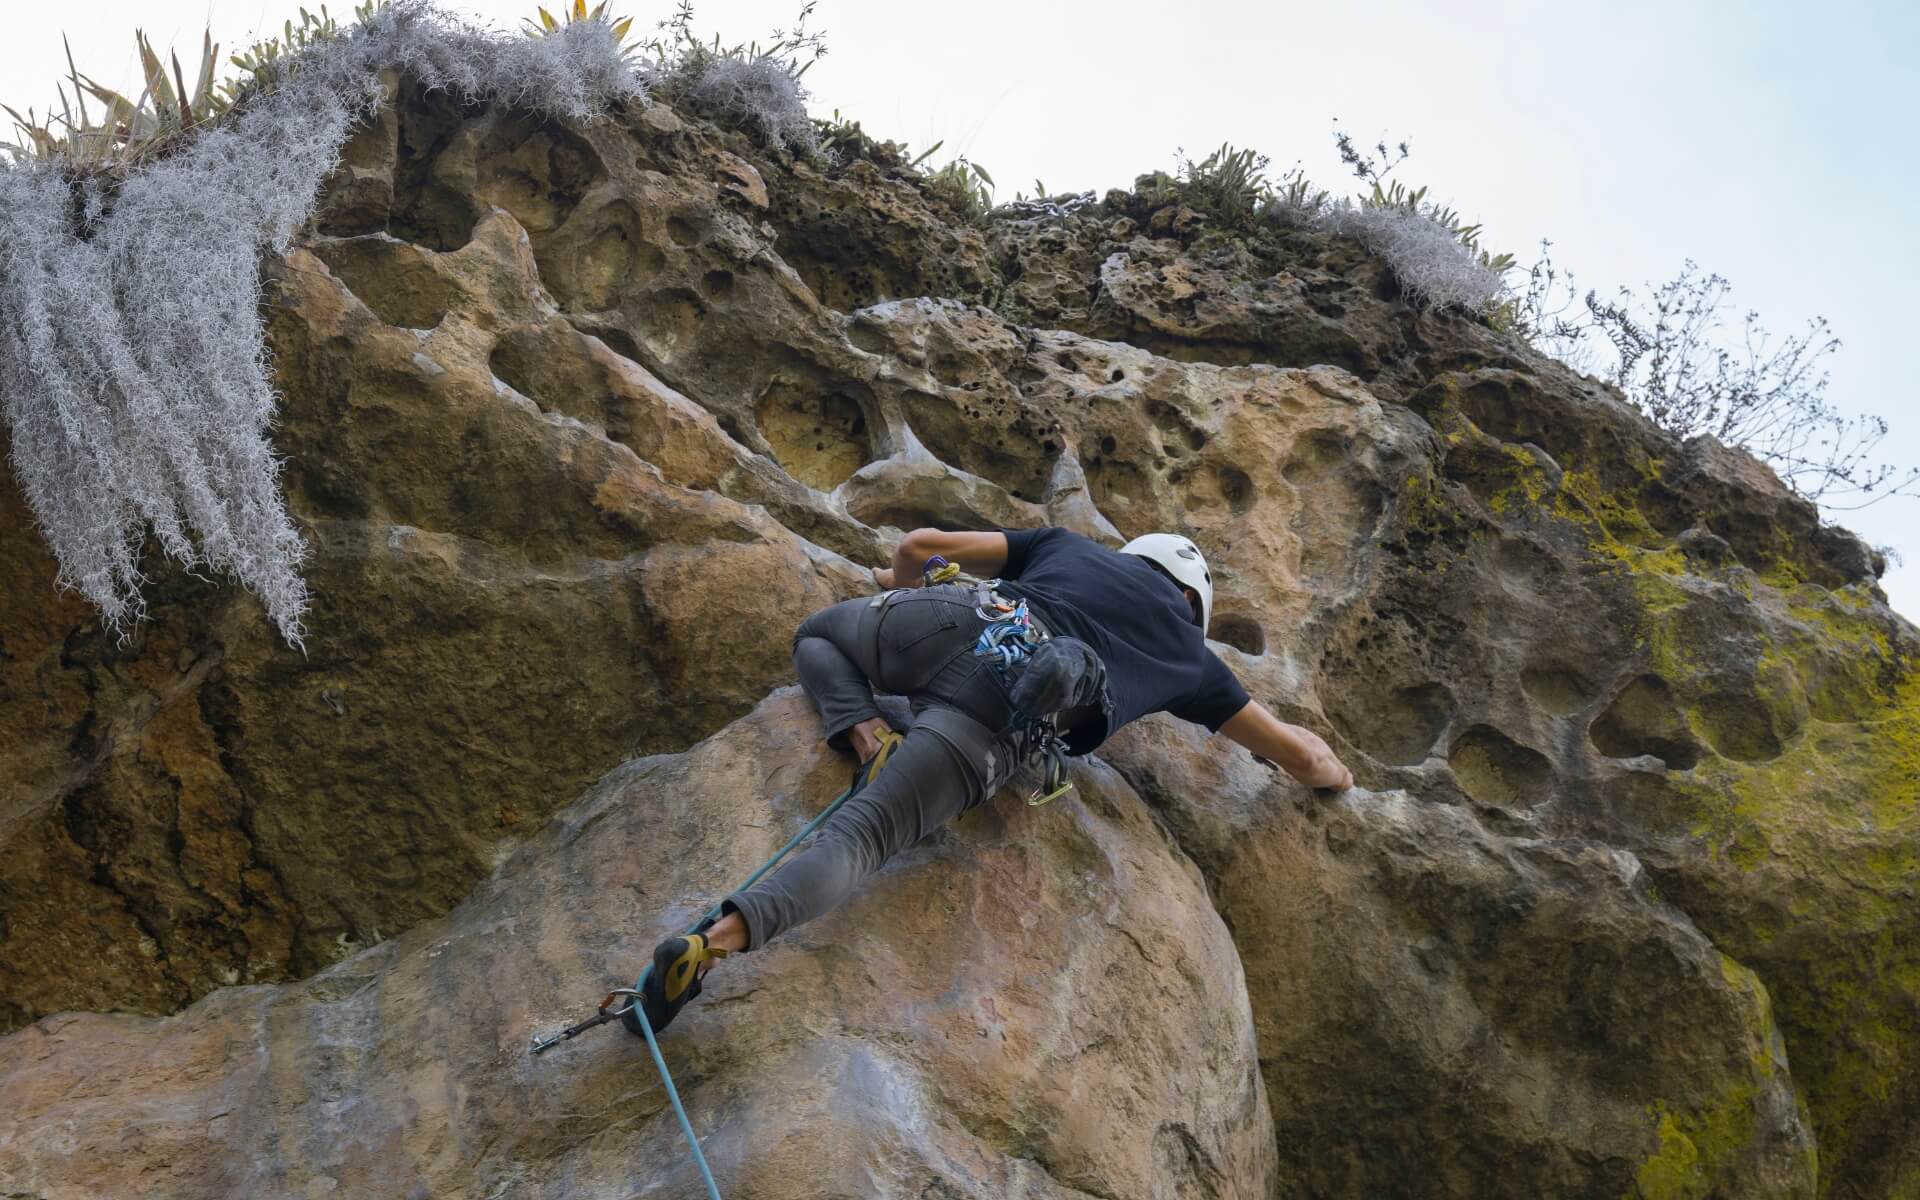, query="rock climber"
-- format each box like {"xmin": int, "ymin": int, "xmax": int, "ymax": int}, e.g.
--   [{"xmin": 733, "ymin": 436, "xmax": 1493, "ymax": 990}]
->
[{"xmin": 632, "ymin": 526, "xmax": 1354, "ymax": 1034}]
